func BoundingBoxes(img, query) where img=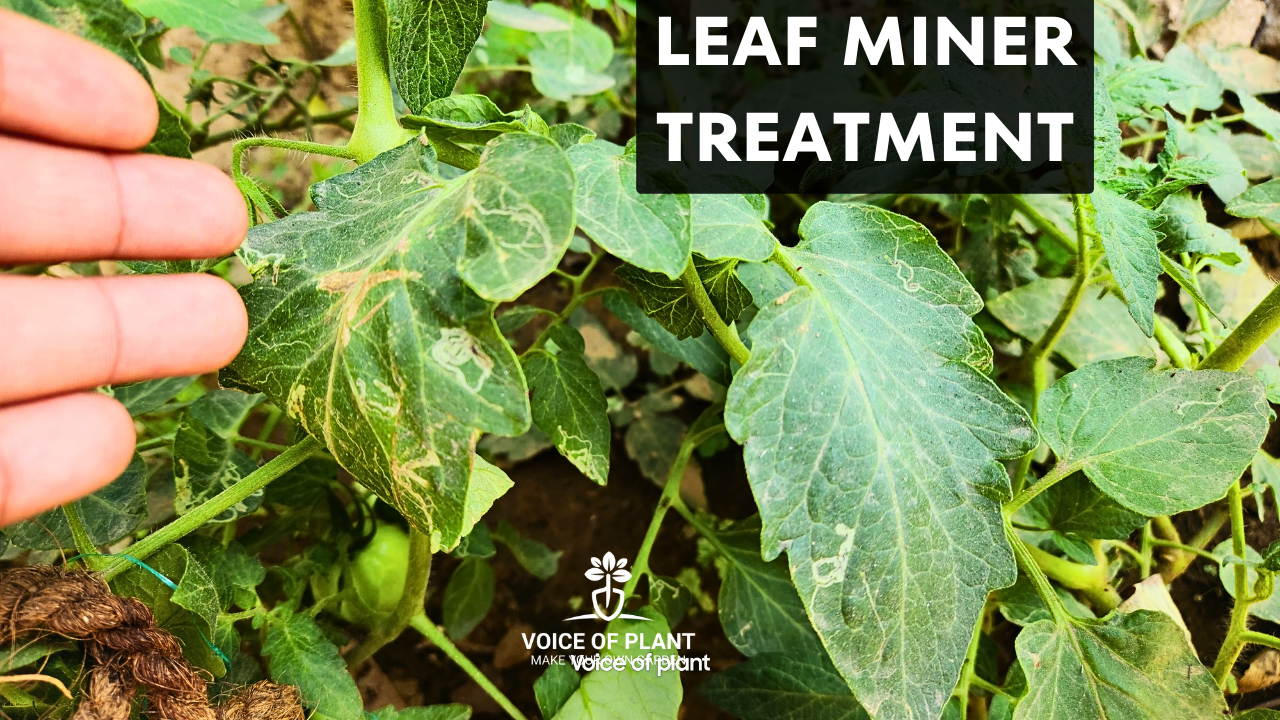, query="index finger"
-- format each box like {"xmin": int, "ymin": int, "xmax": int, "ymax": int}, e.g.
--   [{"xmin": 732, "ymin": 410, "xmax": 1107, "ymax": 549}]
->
[{"xmin": 0, "ymin": 9, "xmax": 158, "ymax": 150}]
